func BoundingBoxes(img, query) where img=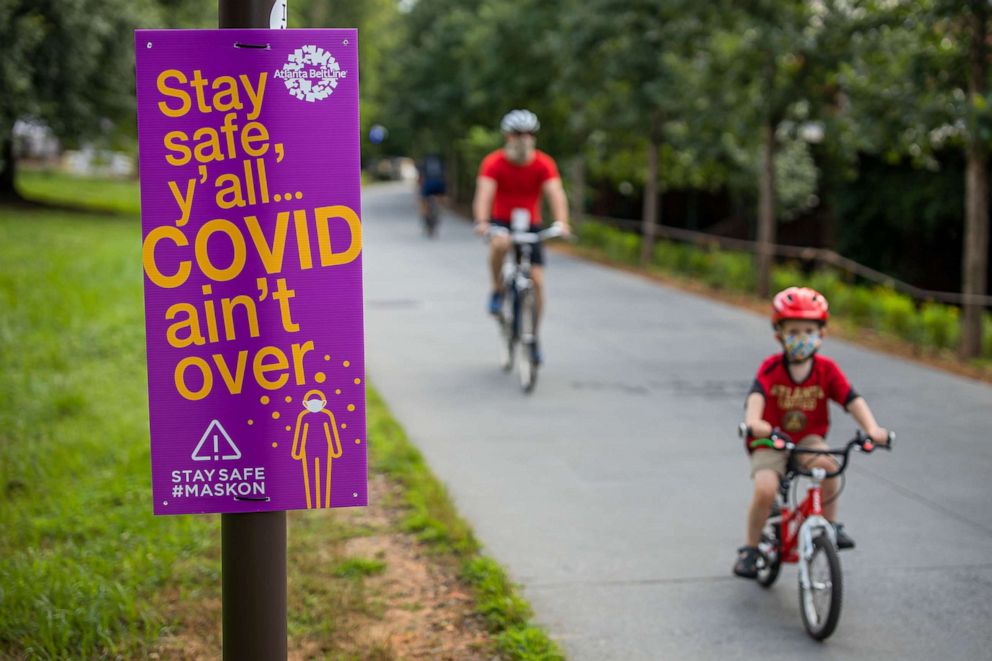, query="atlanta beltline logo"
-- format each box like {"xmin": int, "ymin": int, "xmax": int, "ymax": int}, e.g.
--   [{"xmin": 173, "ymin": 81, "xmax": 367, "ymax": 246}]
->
[{"xmin": 275, "ymin": 45, "xmax": 347, "ymax": 102}]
